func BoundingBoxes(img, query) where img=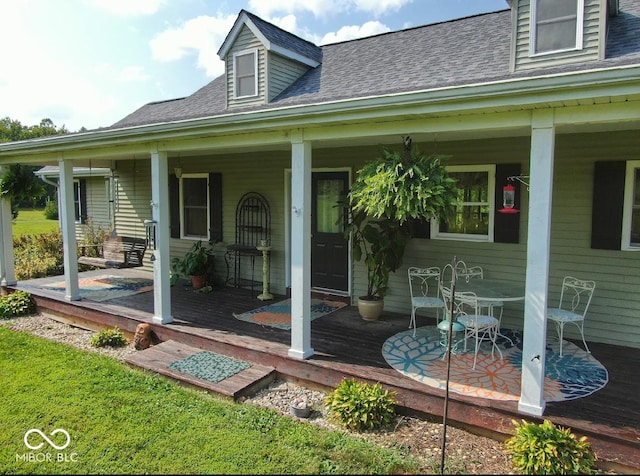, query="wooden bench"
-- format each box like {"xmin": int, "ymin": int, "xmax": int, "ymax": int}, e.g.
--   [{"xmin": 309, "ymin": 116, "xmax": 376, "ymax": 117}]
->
[{"xmin": 78, "ymin": 235, "xmax": 147, "ymax": 269}]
